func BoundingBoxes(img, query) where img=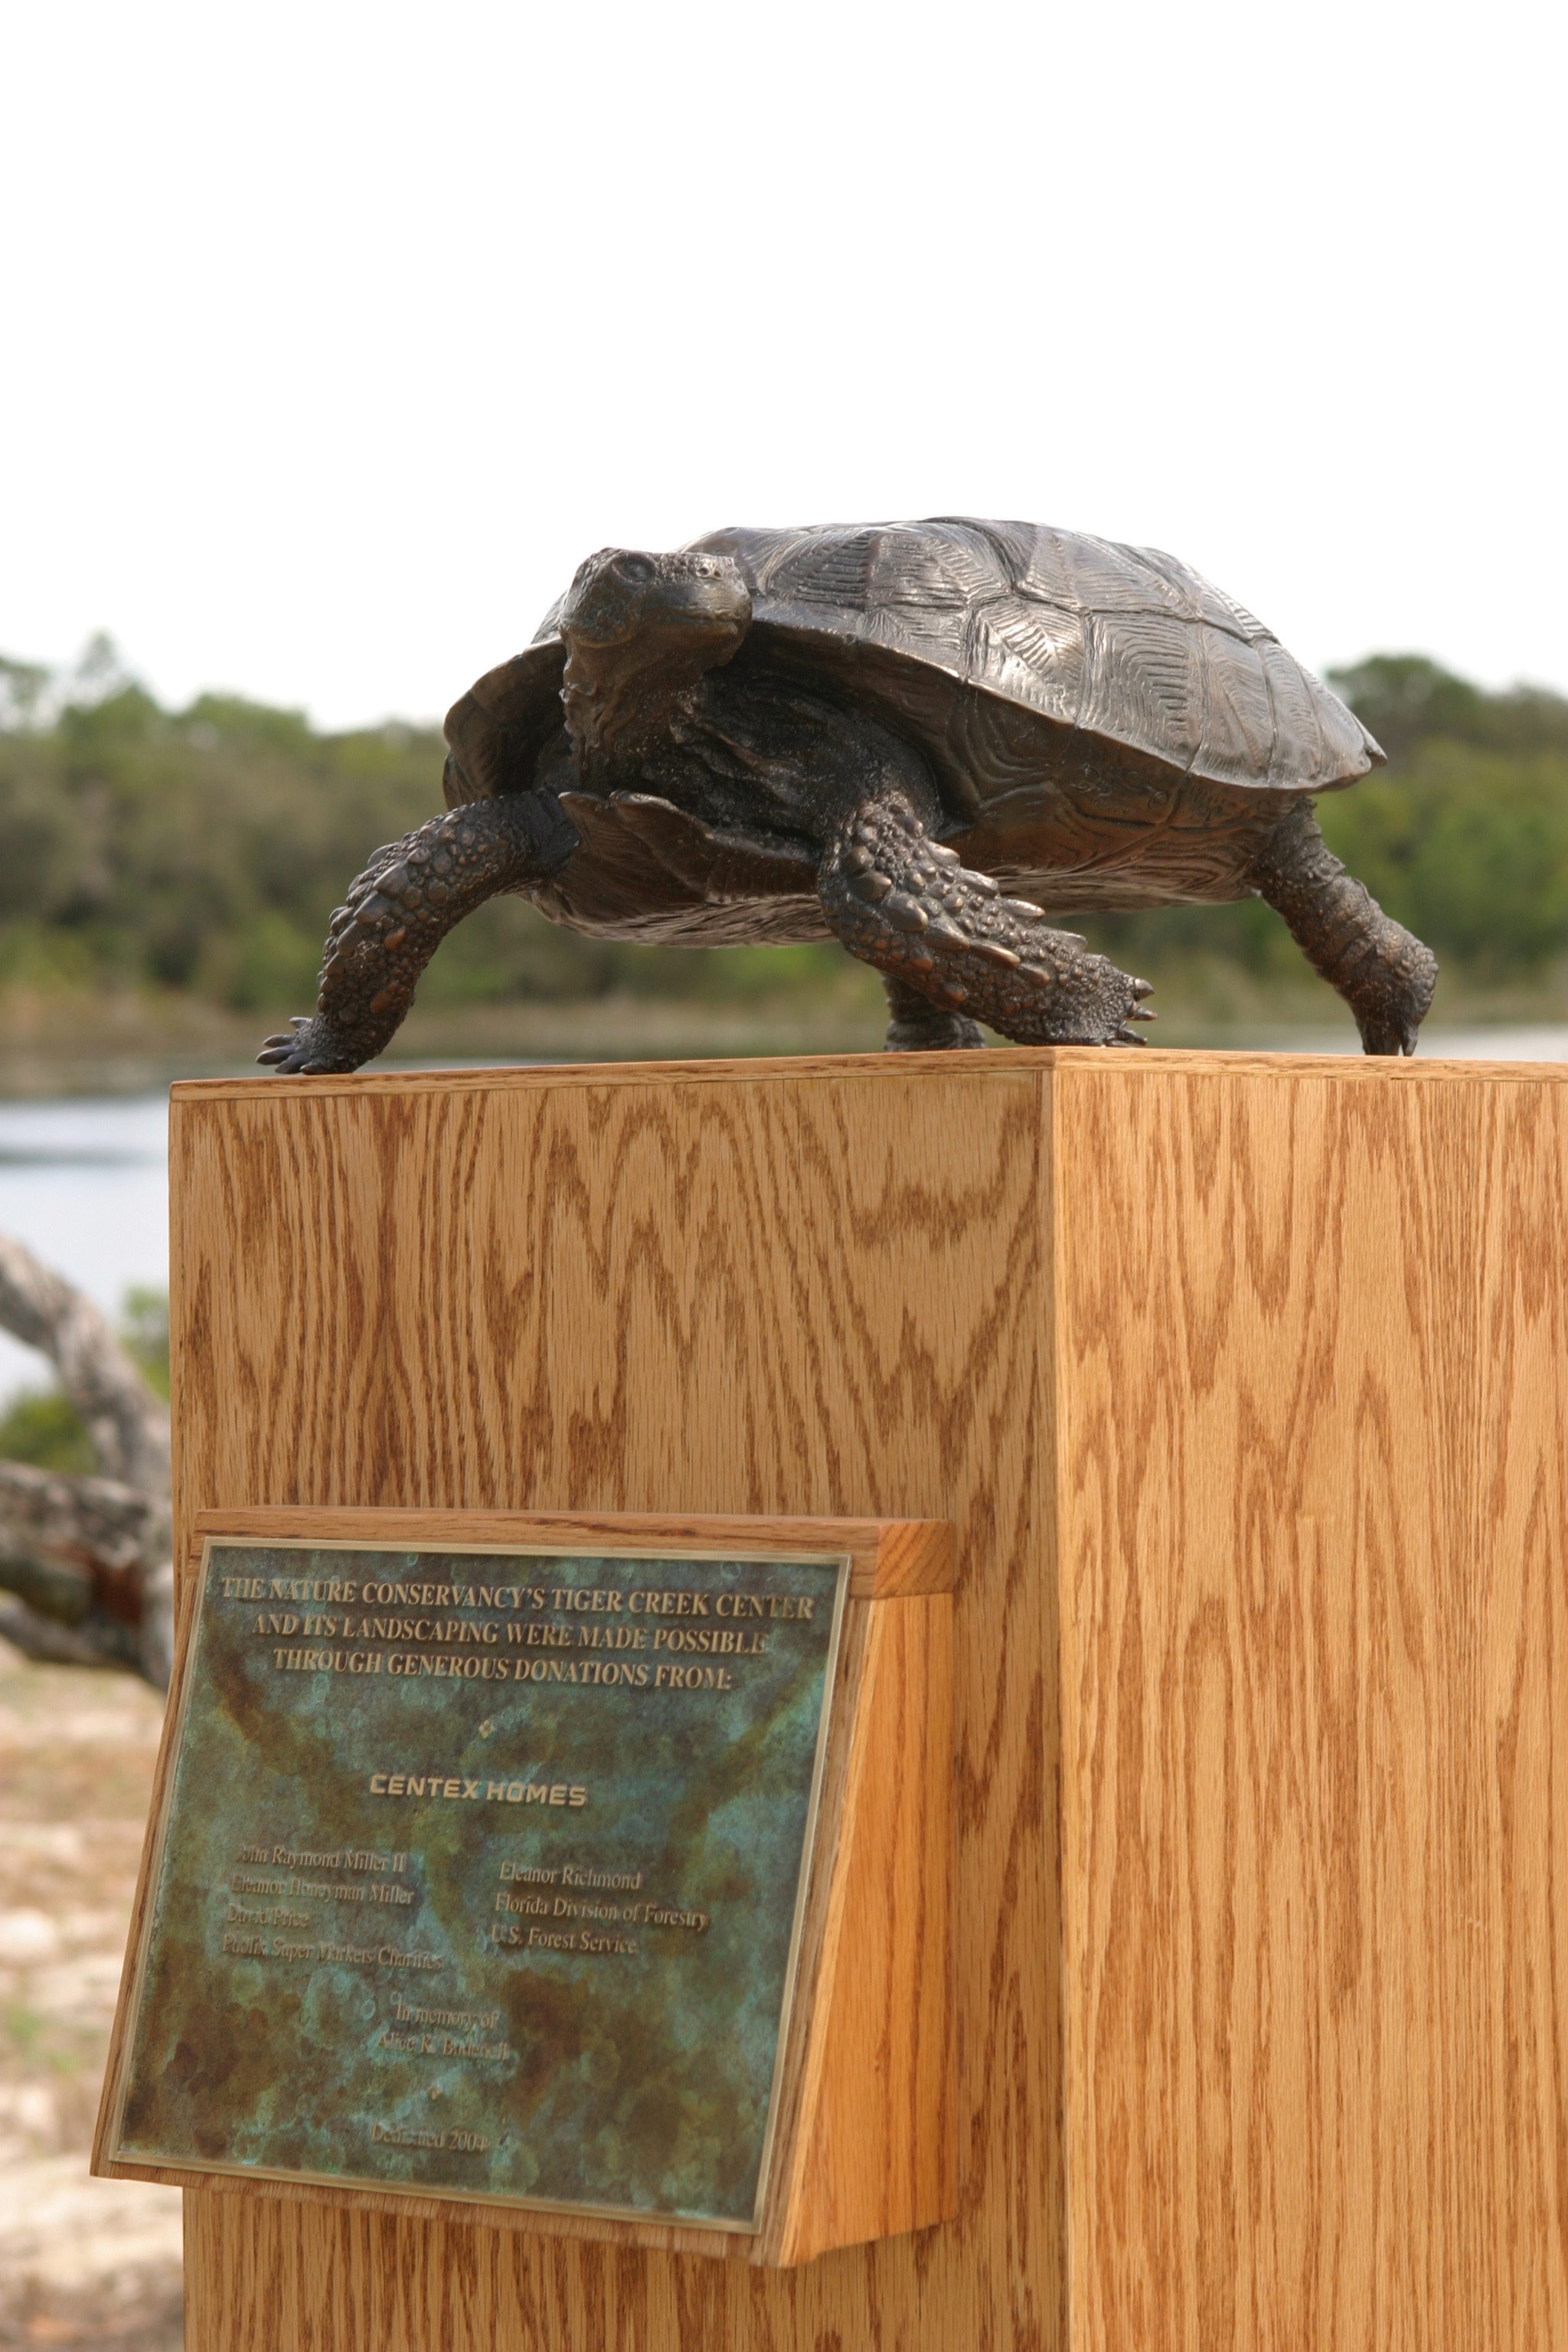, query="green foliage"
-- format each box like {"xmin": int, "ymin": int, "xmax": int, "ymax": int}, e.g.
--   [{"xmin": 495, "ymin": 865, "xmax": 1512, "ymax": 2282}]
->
[
  {"xmin": 1325, "ymin": 655, "xmax": 1568, "ymax": 766},
  {"xmin": 0, "ymin": 1387, "xmax": 96, "ymax": 1474},
  {"xmin": 0, "ymin": 679, "xmax": 448, "ymax": 1014},
  {"xmin": 0, "ymin": 651, "xmax": 839, "ymax": 1024},
  {"xmin": 120, "ymin": 1285, "xmax": 171, "ymax": 1400},
  {"xmin": 0, "ymin": 656, "xmax": 50, "ymax": 730},
  {"xmin": 1317, "ymin": 742, "xmax": 1568, "ymax": 976},
  {"xmin": 3, "ymin": 641, "xmax": 1568, "ymax": 1019},
  {"xmin": 1302, "ymin": 657, "xmax": 1568, "ymax": 979}
]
